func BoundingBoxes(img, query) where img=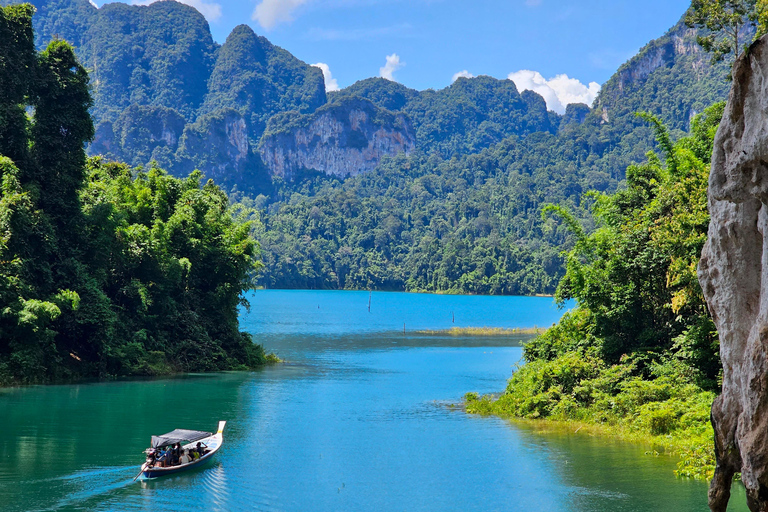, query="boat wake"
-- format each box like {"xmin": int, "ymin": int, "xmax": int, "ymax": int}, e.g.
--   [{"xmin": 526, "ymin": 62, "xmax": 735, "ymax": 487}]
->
[{"xmin": 17, "ymin": 465, "xmax": 140, "ymax": 512}]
